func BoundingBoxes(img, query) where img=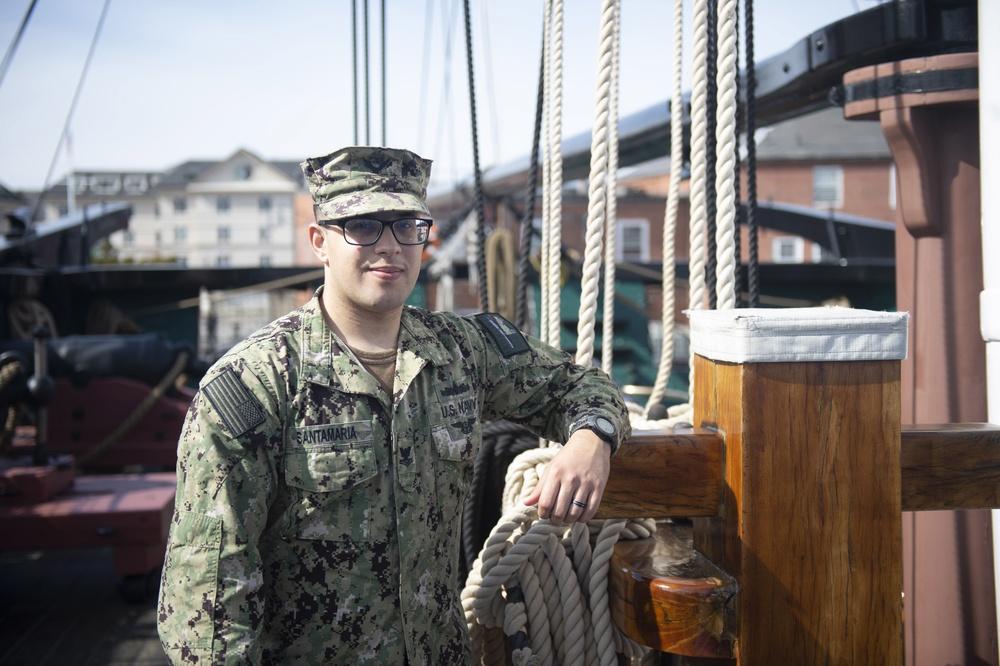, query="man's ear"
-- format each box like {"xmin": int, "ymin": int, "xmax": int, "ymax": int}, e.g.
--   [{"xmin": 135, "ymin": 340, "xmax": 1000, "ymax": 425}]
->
[{"xmin": 308, "ymin": 223, "xmax": 329, "ymax": 264}]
